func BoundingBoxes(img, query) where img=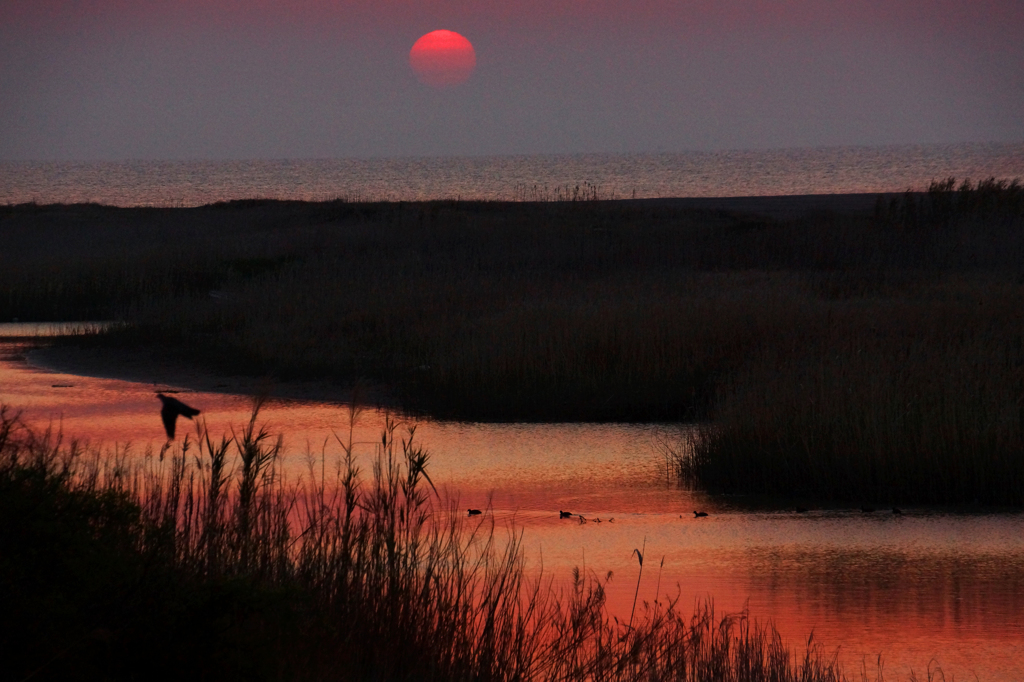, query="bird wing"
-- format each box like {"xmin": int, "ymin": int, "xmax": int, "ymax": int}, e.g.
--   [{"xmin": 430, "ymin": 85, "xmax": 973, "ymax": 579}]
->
[
  {"xmin": 165, "ymin": 395, "xmax": 200, "ymax": 418},
  {"xmin": 160, "ymin": 405, "xmax": 177, "ymax": 439},
  {"xmin": 165, "ymin": 394, "xmax": 200, "ymax": 414}
]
